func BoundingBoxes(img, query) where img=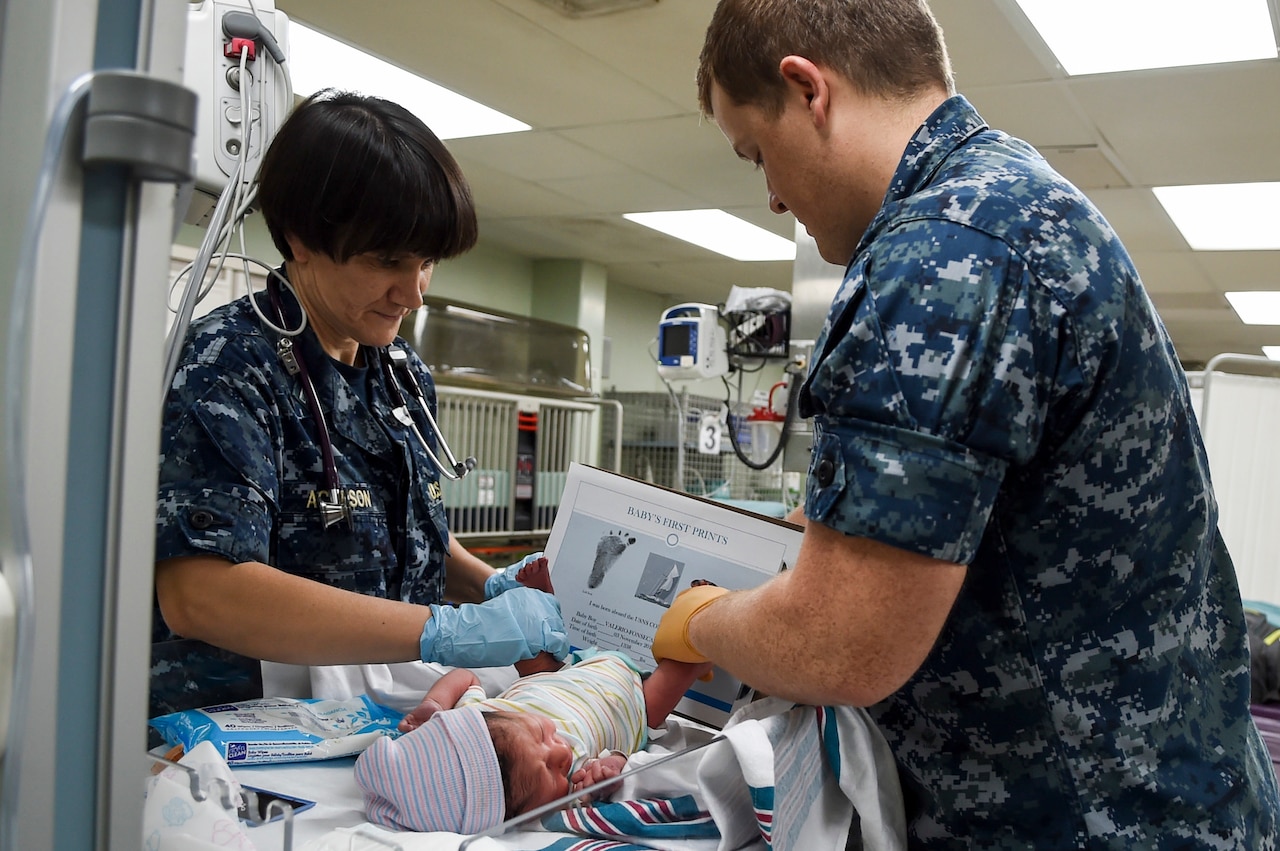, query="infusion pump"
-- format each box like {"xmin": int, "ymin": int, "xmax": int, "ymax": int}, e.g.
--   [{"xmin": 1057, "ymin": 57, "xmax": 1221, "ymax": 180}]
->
[{"xmin": 657, "ymin": 303, "xmax": 729, "ymax": 380}]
